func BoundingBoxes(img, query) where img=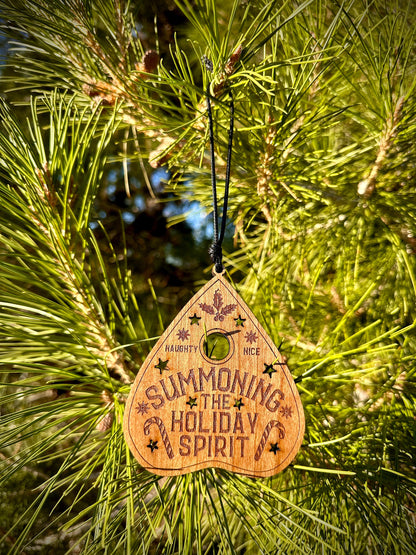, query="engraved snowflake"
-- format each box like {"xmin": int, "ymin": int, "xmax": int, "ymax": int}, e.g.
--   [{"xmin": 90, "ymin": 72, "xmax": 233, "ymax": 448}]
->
[
  {"xmin": 199, "ymin": 289, "xmax": 237, "ymax": 322},
  {"xmin": 280, "ymin": 405, "xmax": 293, "ymax": 419},
  {"xmin": 177, "ymin": 328, "xmax": 190, "ymax": 341},
  {"xmin": 245, "ymin": 330, "xmax": 258, "ymax": 344},
  {"xmin": 136, "ymin": 401, "xmax": 150, "ymax": 415}
]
